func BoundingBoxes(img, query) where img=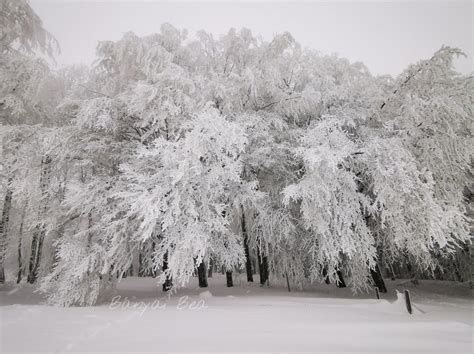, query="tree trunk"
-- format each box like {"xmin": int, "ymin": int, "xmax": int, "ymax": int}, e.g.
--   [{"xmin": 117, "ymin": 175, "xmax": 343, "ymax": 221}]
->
[
  {"xmin": 150, "ymin": 242, "xmax": 157, "ymax": 278},
  {"xmin": 197, "ymin": 260, "xmax": 208, "ymax": 288},
  {"xmin": 138, "ymin": 250, "xmax": 145, "ymax": 277},
  {"xmin": 241, "ymin": 205, "xmax": 253, "ymax": 282},
  {"xmin": 226, "ymin": 271, "xmax": 233, "ymax": 287},
  {"xmin": 162, "ymin": 251, "xmax": 172, "ymax": 291},
  {"xmin": 16, "ymin": 202, "xmax": 28, "ymax": 283},
  {"xmin": 370, "ymin": 263, "xmax": 387, "ymax": 293},
  {"xmin": 336, "ymin": 270, "xmax": 346, "ymax": 288},
  {"xmin": 257, "ymin": 244, "xmax": 269, "ymax": 286},
  {"xmin": 28, "ymin": 227, "xmax": 46, "ymax": 284},
  {"xmin": 322, "ymin": 266, "xmax": 331, "ymax": 284},
  {"xmin": 0, "ymin": 186, "xmax": 13, "ymax": 284},
  {"xmin": 262, "ymin": 255, "xmax": 269, "ymax": 285},
  {"xmin": 27, "ymin": 155, "xmax": 51, "ymax": 284},
  {"xmin": 208, "ymin": 258, "xmax": 213, "ymax": 278},
  {"xmin": 16, "ymin": 234, "xmax": 22, "ymax": 283},
  {"xmin": 285, "ymin": 271, "xmax": 291, "ymax": 292}
]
